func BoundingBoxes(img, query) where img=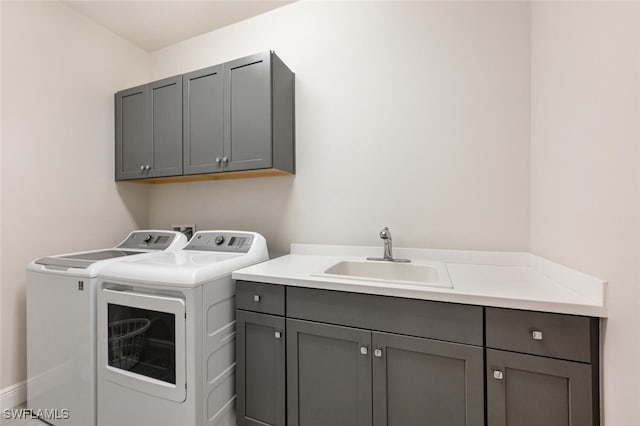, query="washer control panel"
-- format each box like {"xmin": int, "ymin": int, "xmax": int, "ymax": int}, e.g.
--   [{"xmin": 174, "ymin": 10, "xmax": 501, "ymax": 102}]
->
[
  {"xmin": 118, "ymin": 231, "xmax": 179, "ymax": 250},
  {"xmin": 184, "ymin": 232, "xmax": 254, "ymax": 253}
]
